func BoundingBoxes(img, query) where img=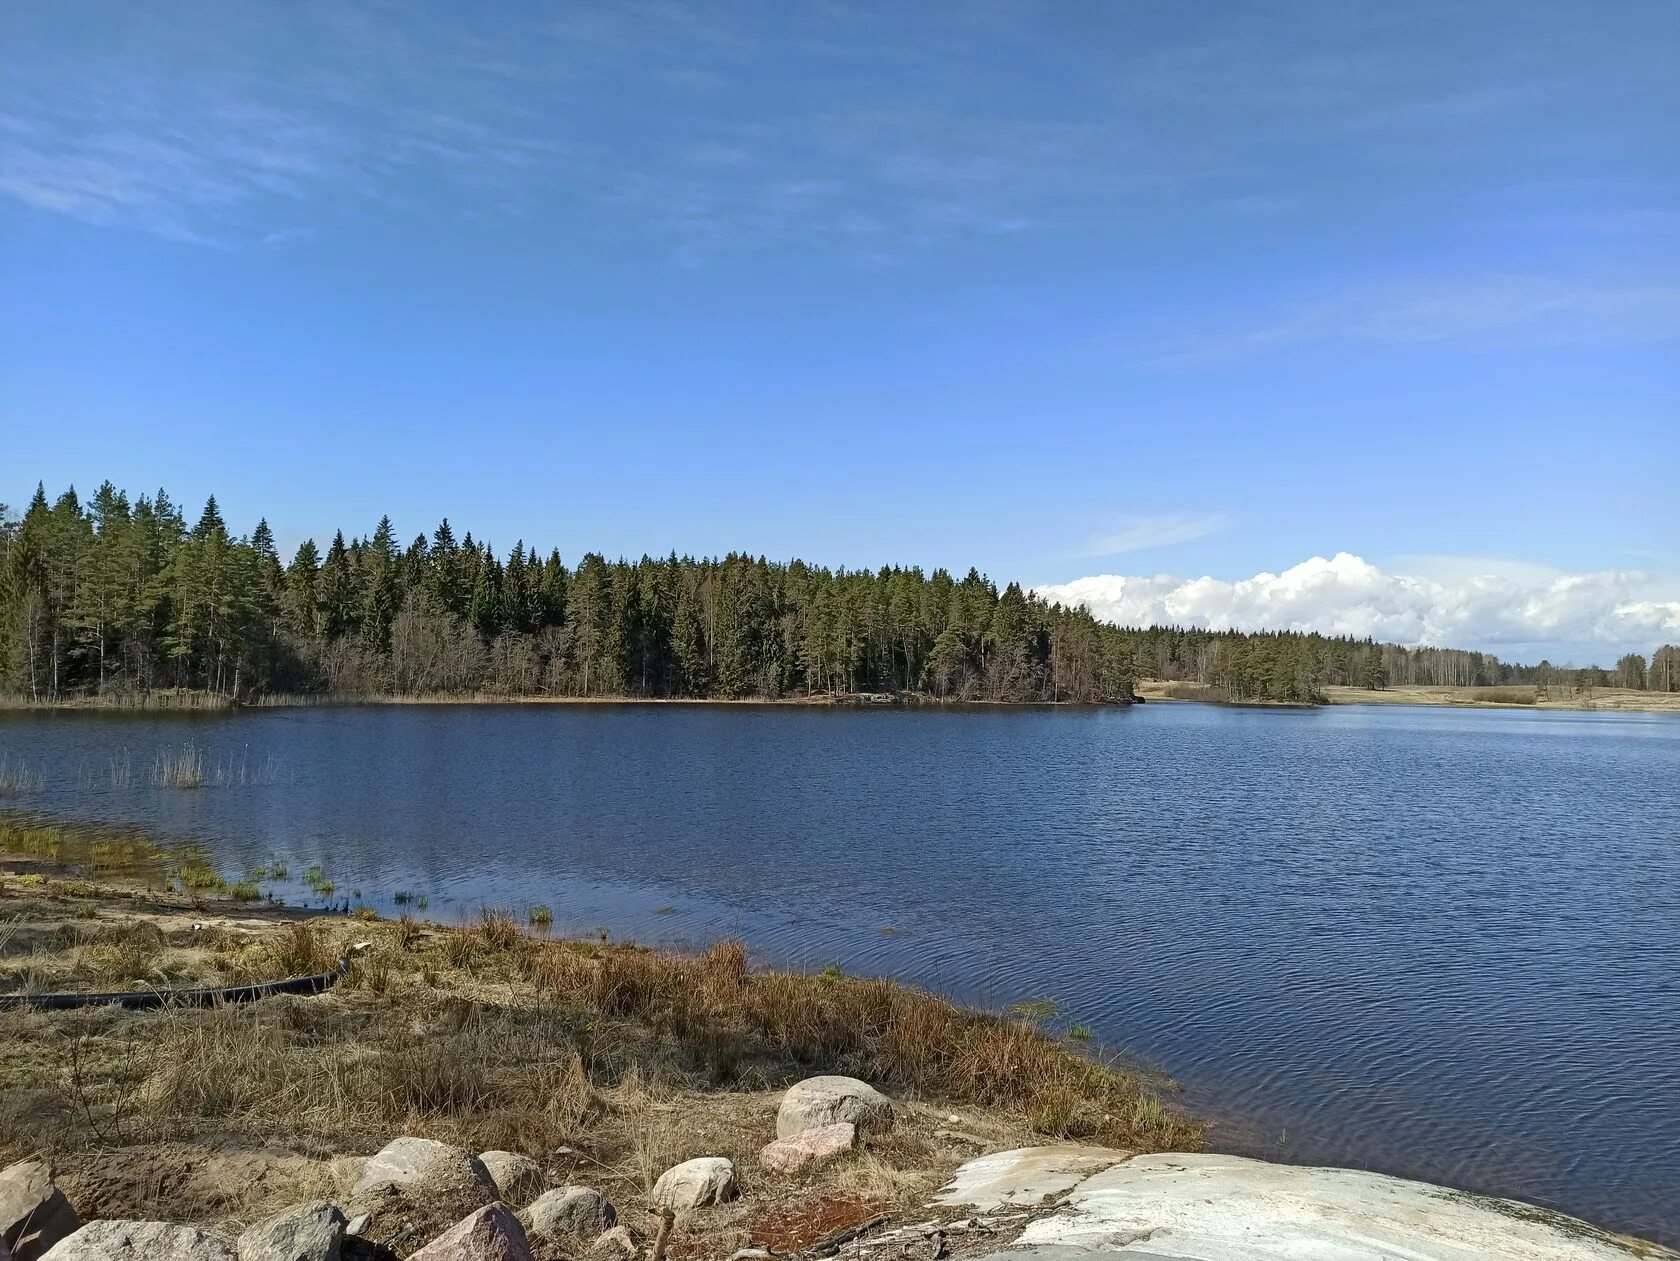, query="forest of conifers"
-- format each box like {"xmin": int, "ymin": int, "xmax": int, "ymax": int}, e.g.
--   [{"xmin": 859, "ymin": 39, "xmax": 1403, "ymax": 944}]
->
[{"xmin": 3, "ymin": 483, "xmax": 1676, "ymax": 706}]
